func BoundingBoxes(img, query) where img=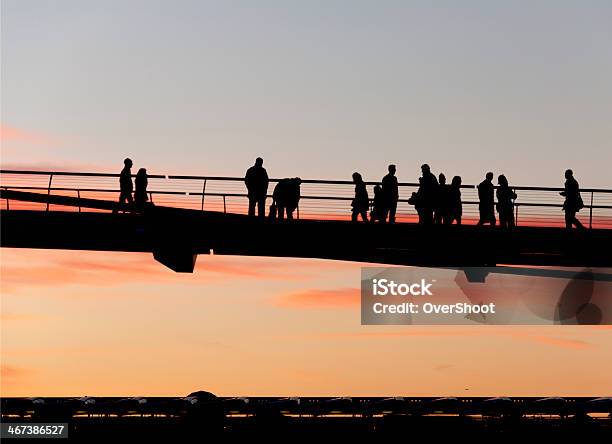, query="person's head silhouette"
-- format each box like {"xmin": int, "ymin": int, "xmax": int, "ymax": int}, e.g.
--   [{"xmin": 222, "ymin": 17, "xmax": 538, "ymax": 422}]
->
[
  {"xmin": 486, "ymin": 172, "xmax": 494, "ymax": 181},
  {"xmin": 421, "ymin": 164, "xmax": 431, "ymax": 175},
  {"xmin": 565, "ymin": 169, "xmax": 573, "ymax": 179},
  {"xmin": 498, "ymin": 174, "xmax": 508, "ymax": 187},
  {"xmin": 439, "ymin": 173, "xmax": 446, "ymax": 185},
  {"xmin": 124, "ymin": 158, "xmax": 133, "ymax": 168},
  {"xmin": 255, "ymin": 157, "xmax": 264, "ymax": 167},
  {"xmin": 352, "ymin": 172, "xmax": 363, "ymax": 183},
  {"xmin": 388, "ymin": 164, "xmax": 396, "ymax": 175},
  {"xmin": 452, "ymin": 176, "xmax": 462, "ymax": 187}
]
